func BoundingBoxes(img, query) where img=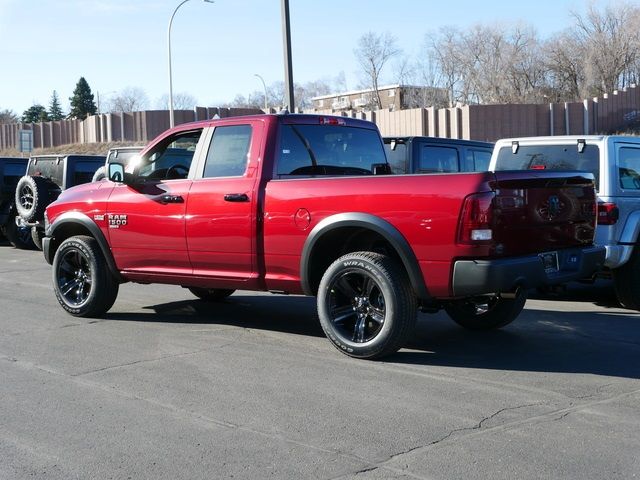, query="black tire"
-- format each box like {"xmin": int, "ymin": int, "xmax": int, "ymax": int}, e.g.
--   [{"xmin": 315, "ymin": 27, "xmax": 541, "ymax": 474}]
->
[
  {"xmin": 15, "ymin": 175, "xmax": 53, "ymax": 222},
  {"xmin": 444, "ymin": 291, "xmax": 527, "ymax": 330},
  {"xmin": 52, "ymin": 235, "xmax": 119, "ymax": 317},
  {"xmin": 188, "ymin": 287, "xmax": 235, "ymax": 301},
  {"xmin": 613, "ymin": 248, "xmax": 640, "ymax": 310},
  {"xmin": 2, "ymin": 214, "xmax": 36, "ymax": 249},
  {"xmin": 317, "ymin": 251, "xmax": 417, "ymax": 359},
  {"xmin": 91, "ymin": 166, "xmax": 106, "ymax": 182},
  {"xmin": 31, "ymin": 226, "xmax": 44, "ymax": 250}
]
